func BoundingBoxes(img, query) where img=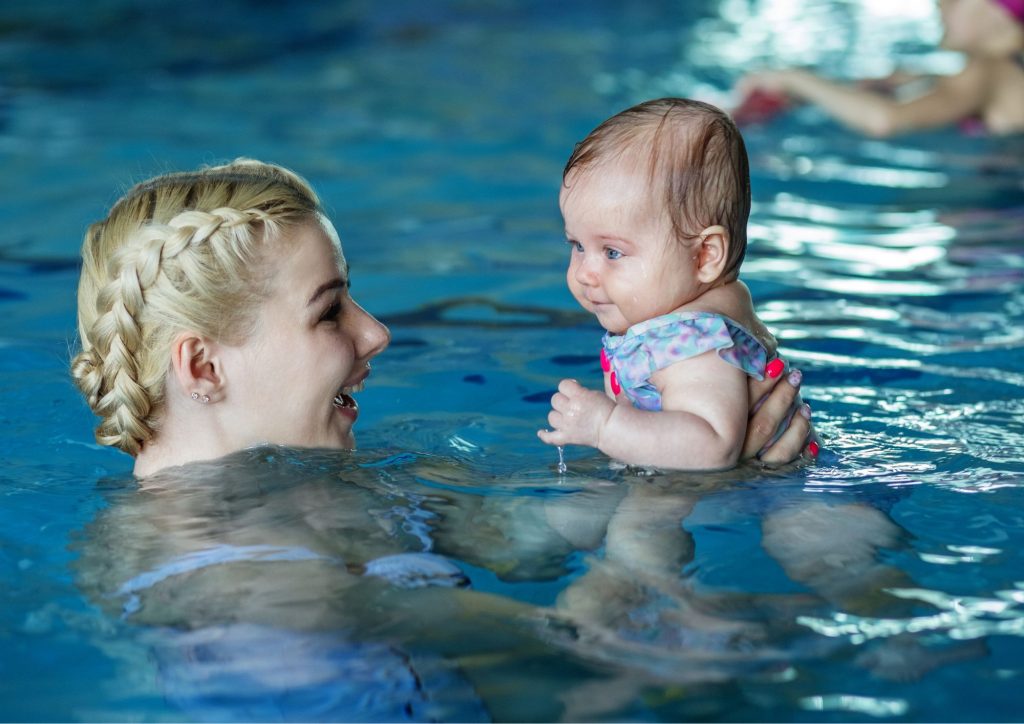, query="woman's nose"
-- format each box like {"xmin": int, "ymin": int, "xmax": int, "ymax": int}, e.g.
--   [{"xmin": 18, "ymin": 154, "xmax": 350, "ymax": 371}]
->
[{"xmin": 351, "ymin": 302, "xmax": 391, "ymax": 360}]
